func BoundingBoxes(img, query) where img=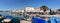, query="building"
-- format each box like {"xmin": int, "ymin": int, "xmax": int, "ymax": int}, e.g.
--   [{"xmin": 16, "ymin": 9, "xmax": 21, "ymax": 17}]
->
[
  {"xmin": 11, "ymin": 9, "xmax": 24, "ymax": 15},
  {"xmin": 34, "ymin": 8, "xmax": 40, "ymax": 12},
  {"xmin": 25, "ymin": 7, "xmax": 34, "ymax": 12},
  {"xmin": 25, "ymin": 7, "xmax": 42, "ymax": 15}
]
